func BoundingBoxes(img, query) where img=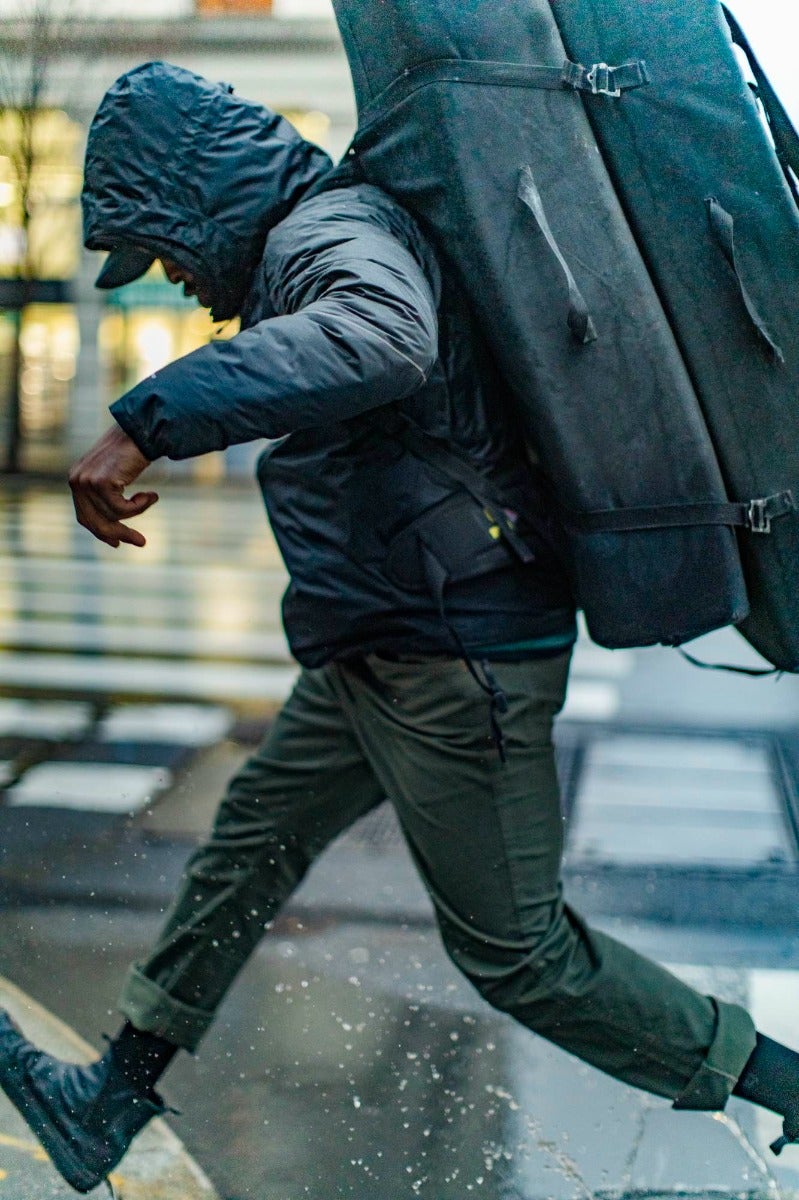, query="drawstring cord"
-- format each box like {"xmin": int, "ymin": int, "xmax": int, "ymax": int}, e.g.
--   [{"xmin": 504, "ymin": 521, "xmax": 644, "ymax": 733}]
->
[
  {"xmin": 481, "ymin": 658, "xmax": 509, "ymax": 763},
  {"xmin": 420, "ymin": 542, "xmax": 509, "ymax": 762}
]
